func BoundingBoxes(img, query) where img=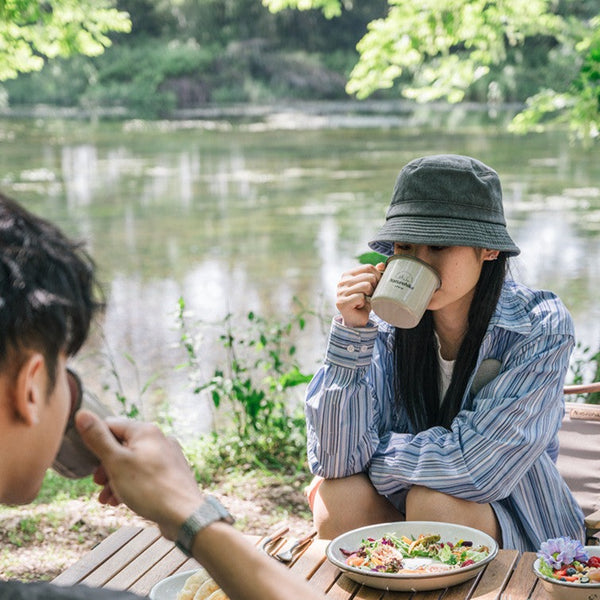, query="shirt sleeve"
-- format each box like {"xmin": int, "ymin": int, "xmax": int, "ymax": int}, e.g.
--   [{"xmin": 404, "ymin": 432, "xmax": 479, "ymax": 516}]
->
[
  {"xmin": 368, "ymin": 328, "xmax": 575, "ymax": 503},
  {"xmin": 0, "ymin": 582, "xmax": 144, "ymax": 600},
  {"xmin": 305, "ymin": 316, "xmax": 395, "ymax": 478}
]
